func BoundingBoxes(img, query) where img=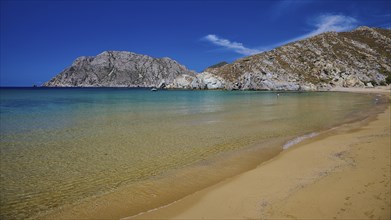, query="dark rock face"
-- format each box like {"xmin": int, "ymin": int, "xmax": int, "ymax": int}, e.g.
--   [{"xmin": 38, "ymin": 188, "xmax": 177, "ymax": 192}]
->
[
  {"xmin": 204, "ymin": 26, "xmax": 391, "ymax": 90},
  {"xmin": 43, "ymin": 51, "xmax": 195, "ymax": 87}
]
